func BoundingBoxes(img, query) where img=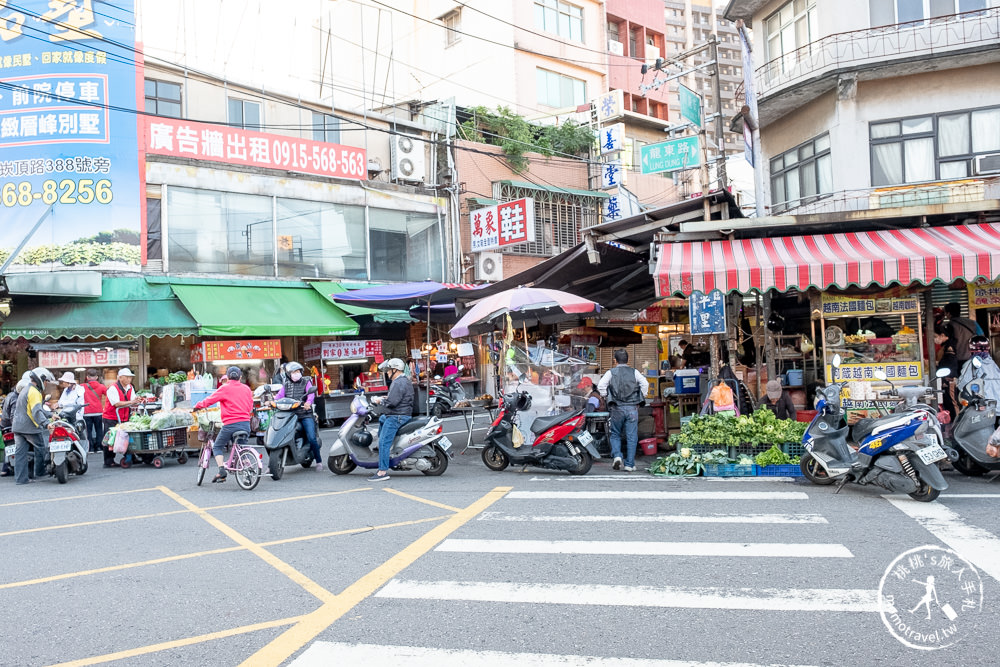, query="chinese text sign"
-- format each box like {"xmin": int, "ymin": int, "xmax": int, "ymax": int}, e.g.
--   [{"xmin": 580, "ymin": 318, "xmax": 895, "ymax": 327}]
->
[{"xmin": 469, "ymin": 198, "xmax": 535, "ymax": 252}]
